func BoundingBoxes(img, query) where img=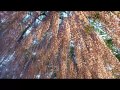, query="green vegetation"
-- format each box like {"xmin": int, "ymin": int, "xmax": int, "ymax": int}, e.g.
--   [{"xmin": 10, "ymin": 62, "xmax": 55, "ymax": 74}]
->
[
  {"xmin": 105, "ymin": 38, "xmax": 120, "ymax": 61},
  {"xmin": 89, "ymin": 19, "xmax": 120, "ymax": 61},
  {"xmin": 69, "ymin": 46, "xmax": 75, "ymax": 58},
  {"xmin": 115, "ymin": 54, "xmax": 120, "ymax": 60},
  {"xmin": 104, "ymin": 39, "xmax": 113, "ymax": 50}
]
